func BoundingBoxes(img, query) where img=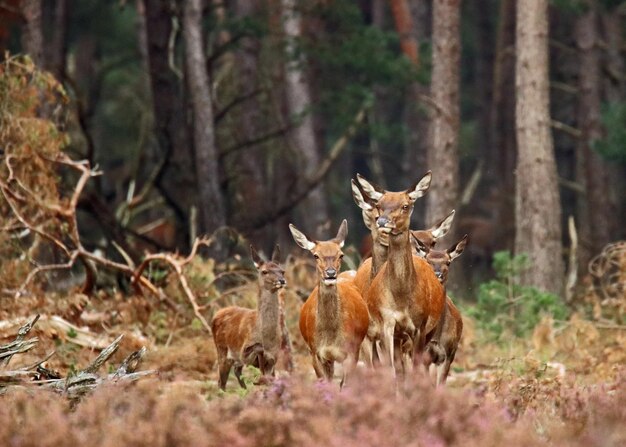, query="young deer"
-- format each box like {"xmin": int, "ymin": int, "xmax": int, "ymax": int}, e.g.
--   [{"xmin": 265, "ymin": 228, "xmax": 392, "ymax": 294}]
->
[
  {"xmin": 356, "ymin": 173, "xmax": 446, "ymax": 374},
  {"xmin": 290, "ymin": 220, "xmax": 369, "ymax": 387},
  {"xmin": 413, "ymin": 234, "xmax": 468, "ymax": 385},
  {"xmin": 211, "ymin": 245, "xmax": 286, "ymax": 390}
]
